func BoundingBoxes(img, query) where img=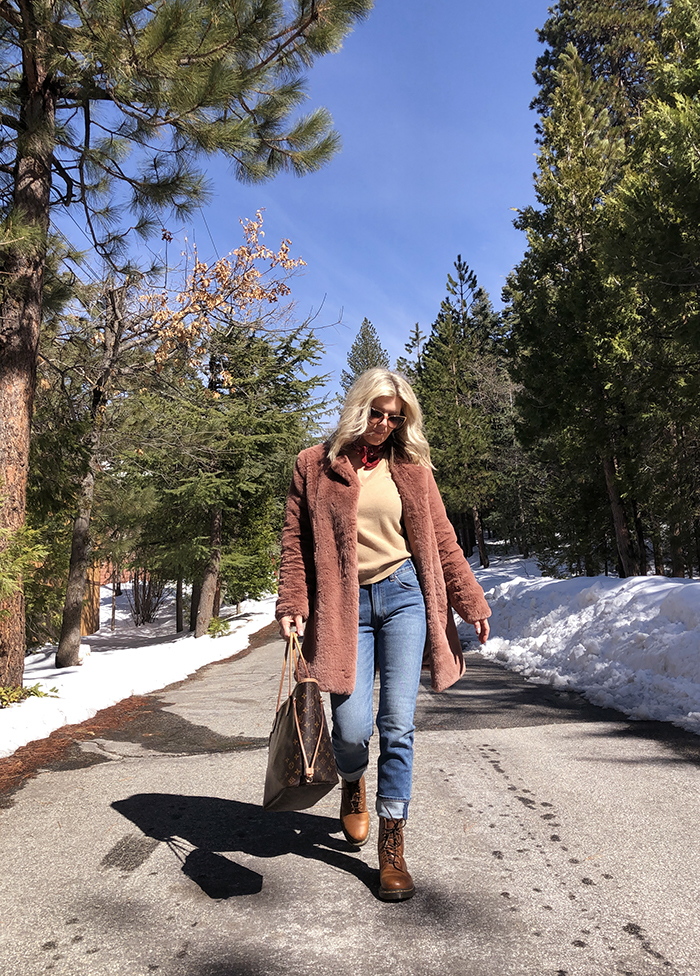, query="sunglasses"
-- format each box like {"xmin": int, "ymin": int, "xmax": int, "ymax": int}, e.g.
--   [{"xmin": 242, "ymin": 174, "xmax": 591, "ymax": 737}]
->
[{"xmin": 369, "ymin": 407, "xmax": 406, "ymax": 430}]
